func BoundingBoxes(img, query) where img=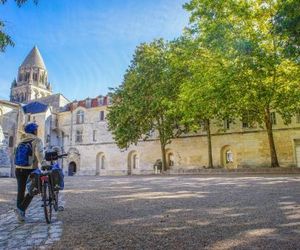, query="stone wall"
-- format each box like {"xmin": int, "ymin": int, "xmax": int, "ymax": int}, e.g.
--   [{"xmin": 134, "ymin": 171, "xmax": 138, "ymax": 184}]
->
[
  {"xmin": 0, "ymin": 125, "xmax": 11, "ymax": 177},
  {"xmin": 0, "ymin": 101, "xmax": 21, "ymax": 177},
  {"xmin": 59, "ymin": 128, "xmax": 300, "ymax": 176},
  {"xmin": 57, "ymin": 101, "xmax": 300, "ymax": 176}
]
